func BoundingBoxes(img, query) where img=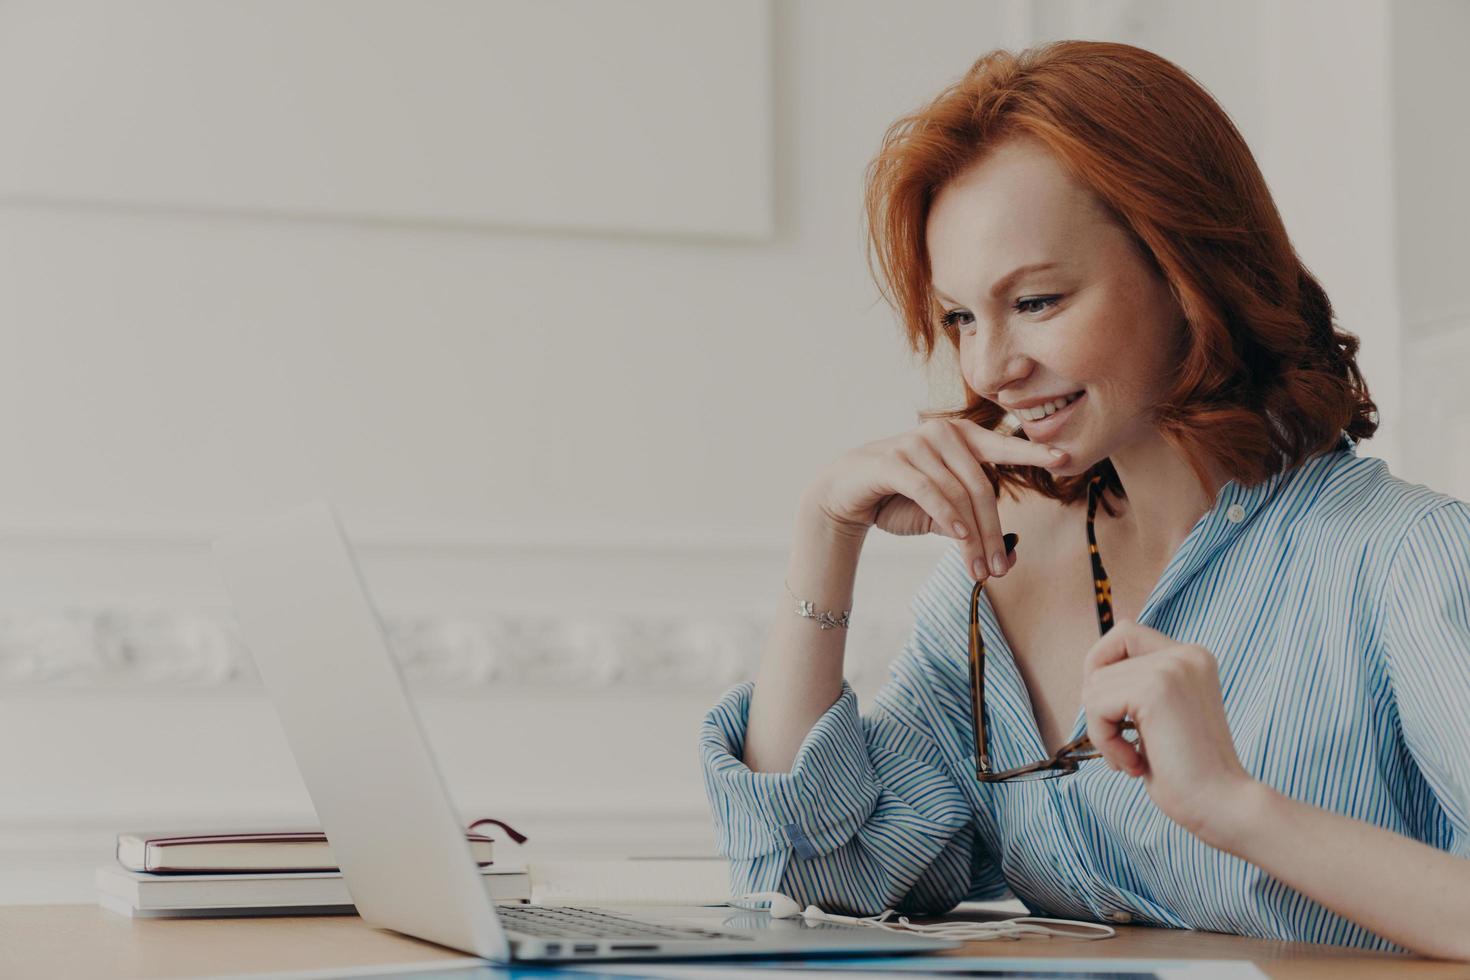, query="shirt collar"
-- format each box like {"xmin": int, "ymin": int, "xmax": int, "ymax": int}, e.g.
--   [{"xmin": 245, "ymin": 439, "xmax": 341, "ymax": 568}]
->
[{"xmin": 1136, "ymin": 431, "xmax": 1352, "ymax": 626}]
